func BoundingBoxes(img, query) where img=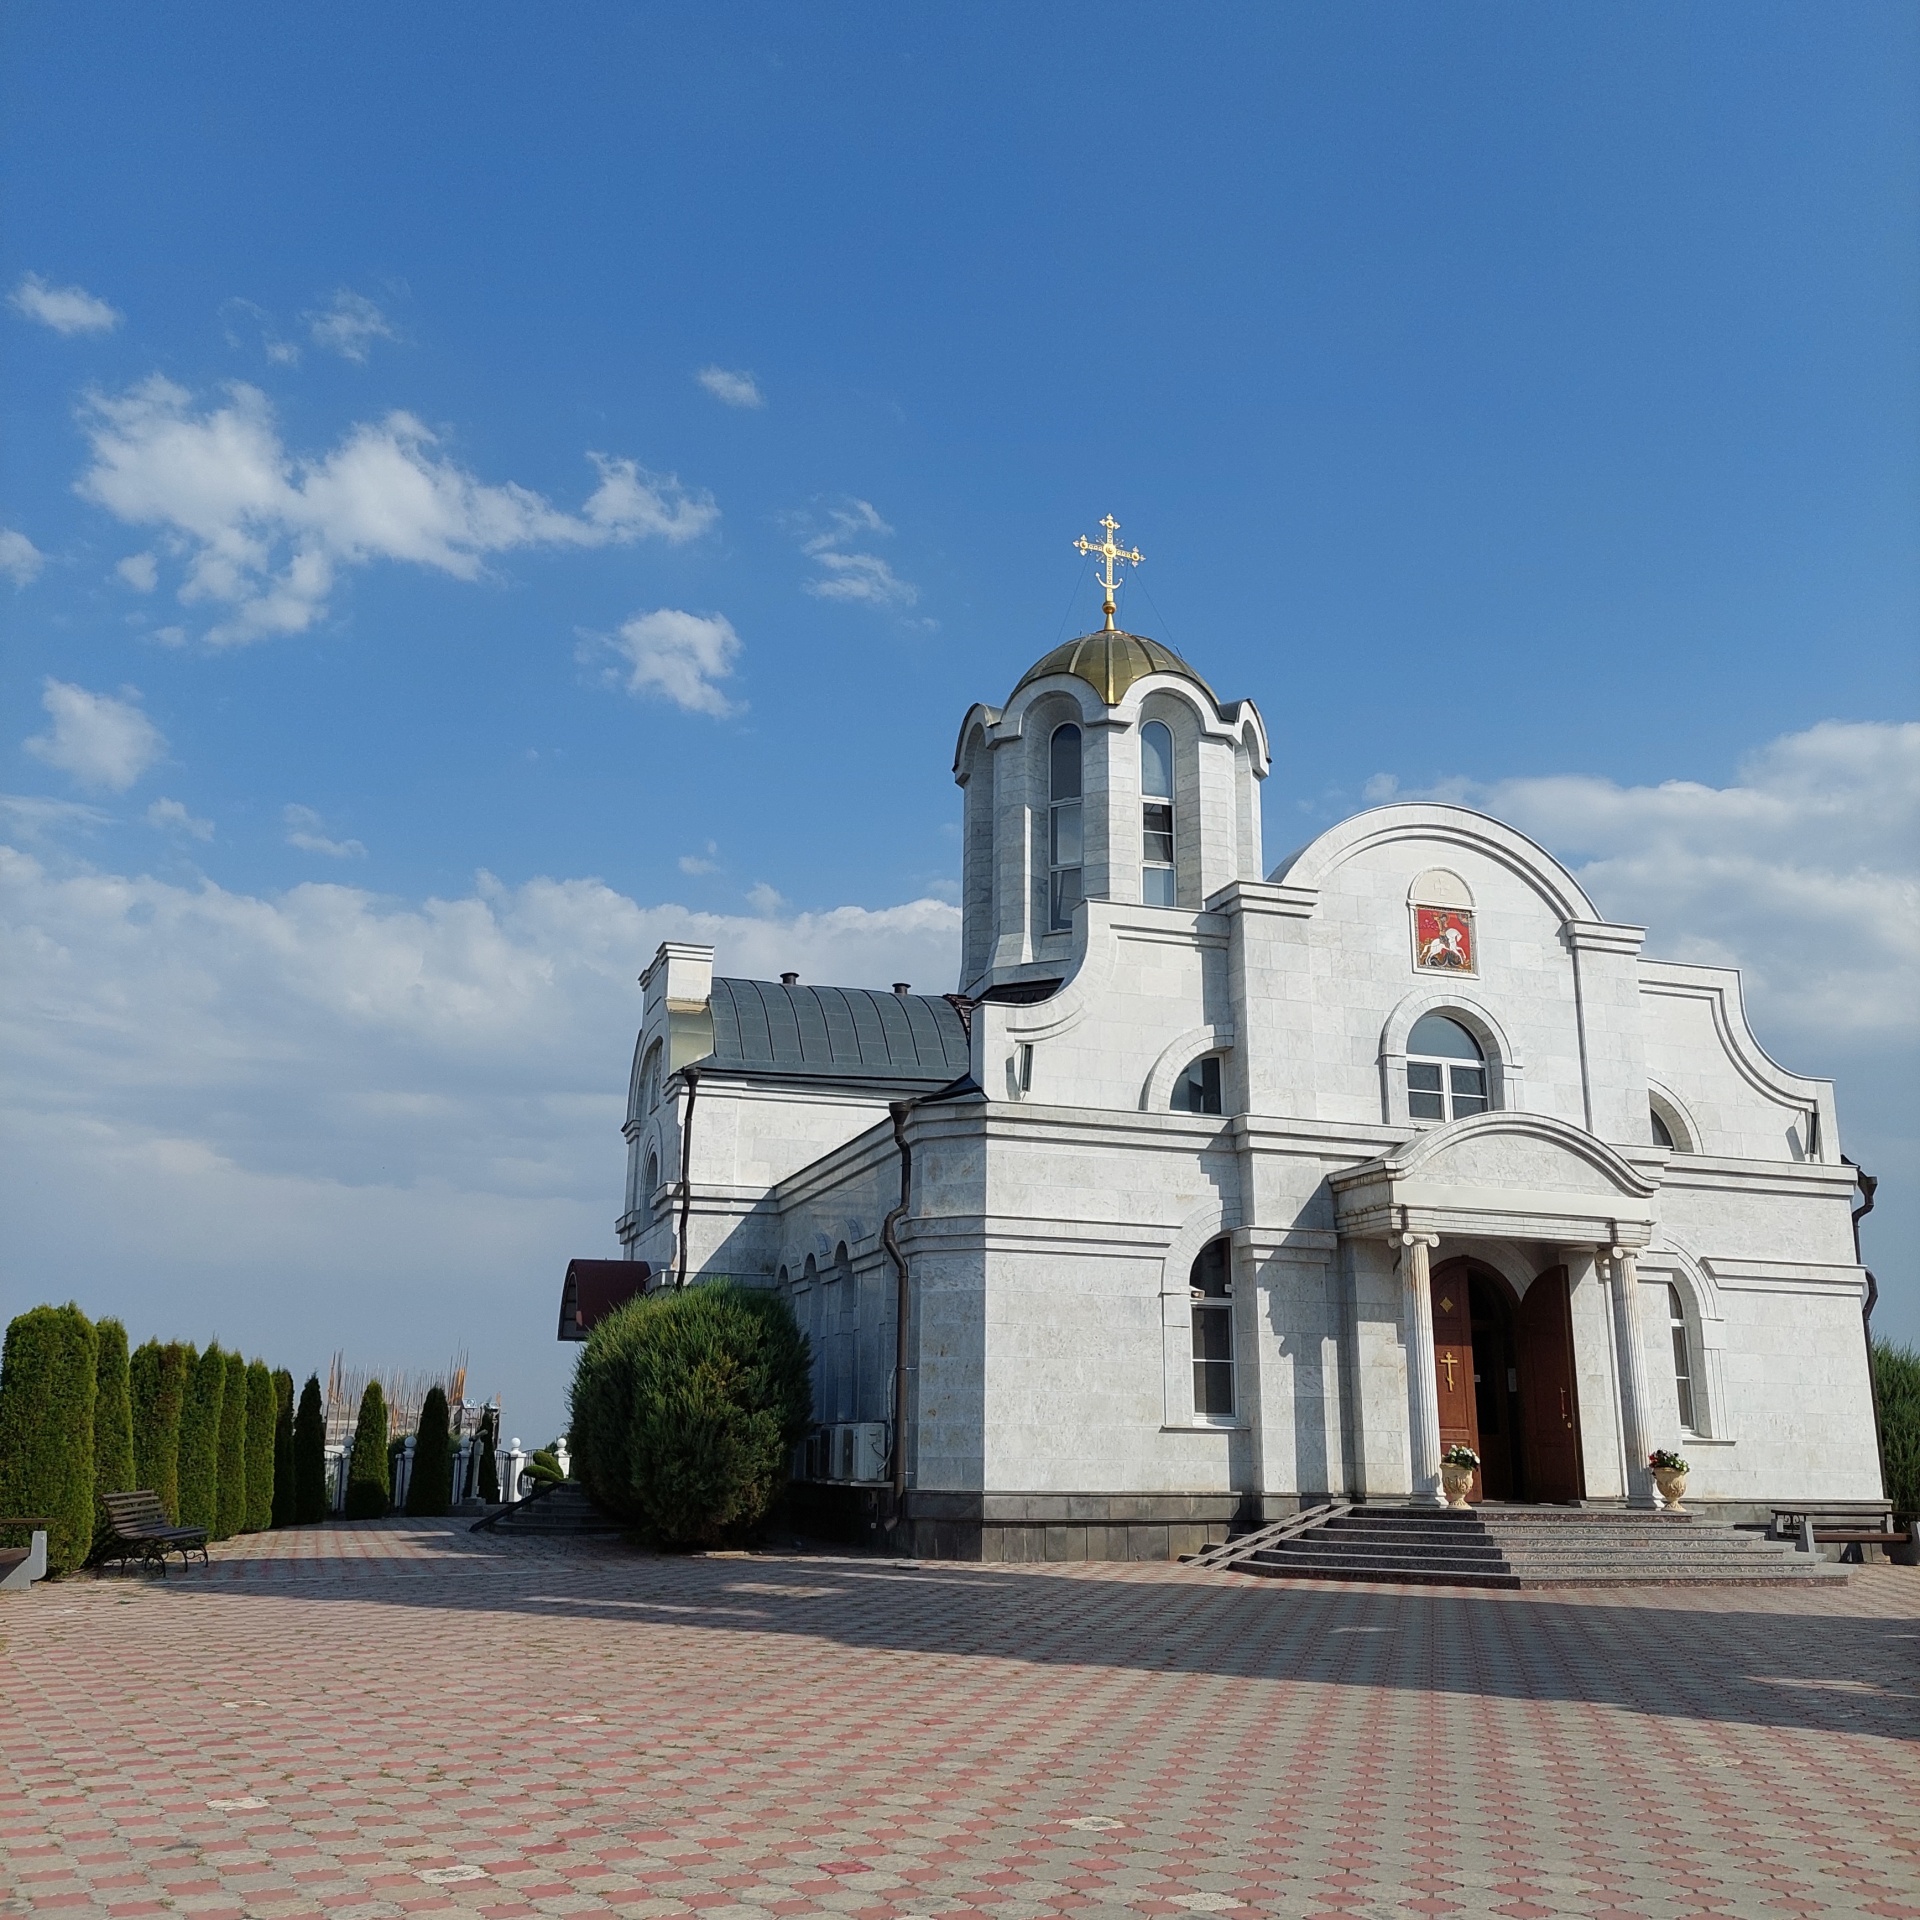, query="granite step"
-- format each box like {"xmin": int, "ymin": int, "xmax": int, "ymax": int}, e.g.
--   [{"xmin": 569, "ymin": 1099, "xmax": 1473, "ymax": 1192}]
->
[{"xmin": 1223, "ymin": 1503, "xmax": 1846, "ymax": 1588}]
